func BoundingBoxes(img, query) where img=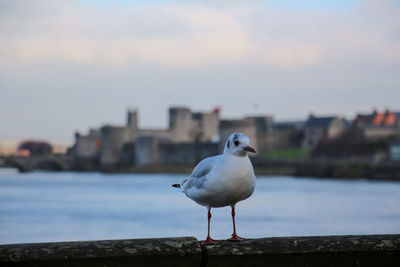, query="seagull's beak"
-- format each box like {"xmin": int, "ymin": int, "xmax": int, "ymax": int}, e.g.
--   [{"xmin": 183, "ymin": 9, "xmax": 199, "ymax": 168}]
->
[{"xmin": 243, "ymin": 146, "xmax": 256, "ymax": 153}]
